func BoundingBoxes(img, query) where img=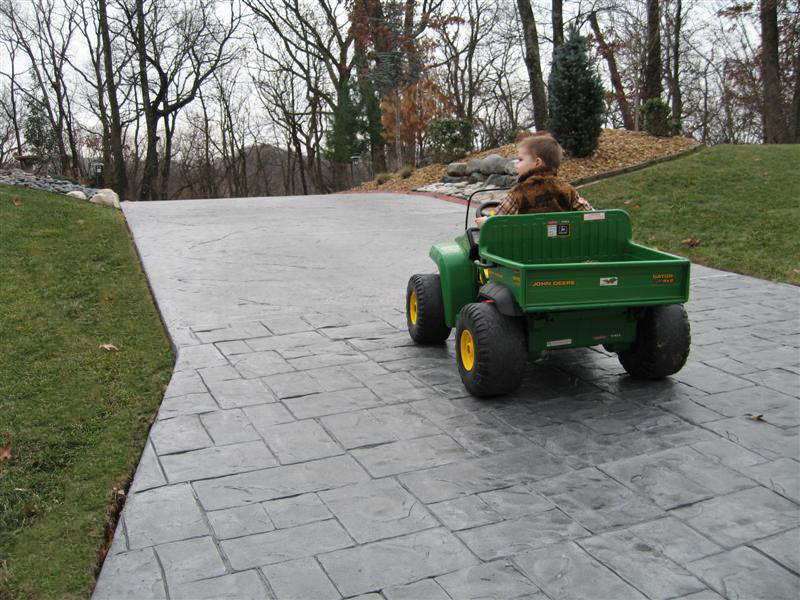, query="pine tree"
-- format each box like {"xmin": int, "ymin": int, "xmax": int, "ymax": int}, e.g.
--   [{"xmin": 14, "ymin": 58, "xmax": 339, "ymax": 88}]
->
[
  {"xmin": 325, "ymin": 82, "xmax": 365, "ymax": 164},
  {"xmin": 547, "ymin": 28, "xmax": 605, "ymax": 158}
]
